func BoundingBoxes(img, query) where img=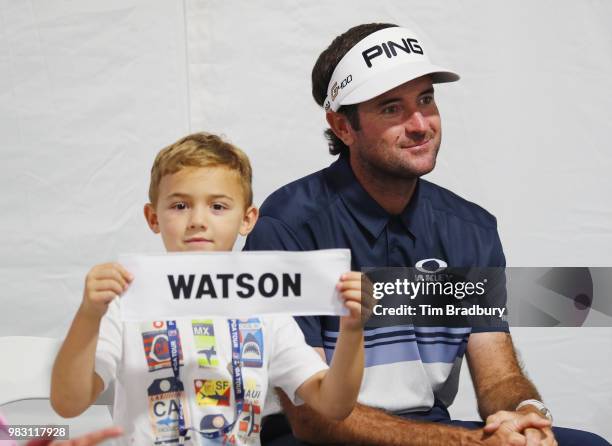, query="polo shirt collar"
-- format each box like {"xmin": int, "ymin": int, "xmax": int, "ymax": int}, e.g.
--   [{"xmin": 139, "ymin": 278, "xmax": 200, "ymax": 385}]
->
[{"xmin": 326, "ymin": 155, "xmax": 424, "ymax": 240}]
